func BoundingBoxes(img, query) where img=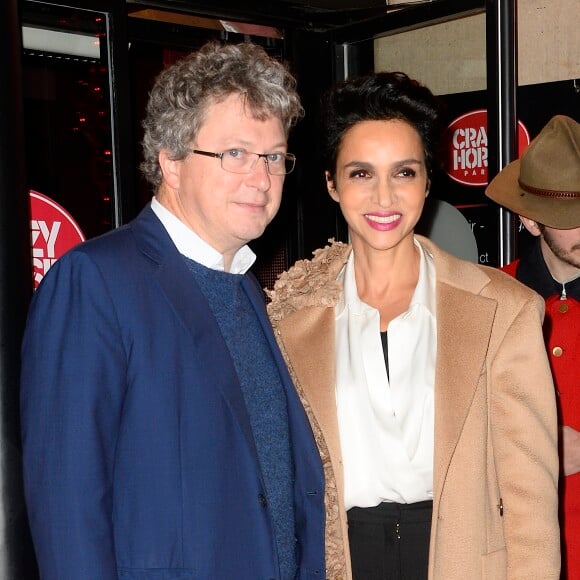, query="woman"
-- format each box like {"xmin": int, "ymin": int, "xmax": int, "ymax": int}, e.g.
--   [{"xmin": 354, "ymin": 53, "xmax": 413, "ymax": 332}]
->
[{"xmin": 267, "ymin": 72, "xmax": 560, "ymax": 579}]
